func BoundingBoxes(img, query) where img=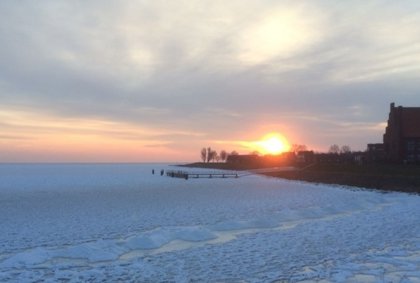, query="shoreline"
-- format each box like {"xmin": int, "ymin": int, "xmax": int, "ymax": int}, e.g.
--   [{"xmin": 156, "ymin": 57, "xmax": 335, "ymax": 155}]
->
[{"xmin": 181, "ymin": 162, "xmax": 420, "ymax": 194}]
